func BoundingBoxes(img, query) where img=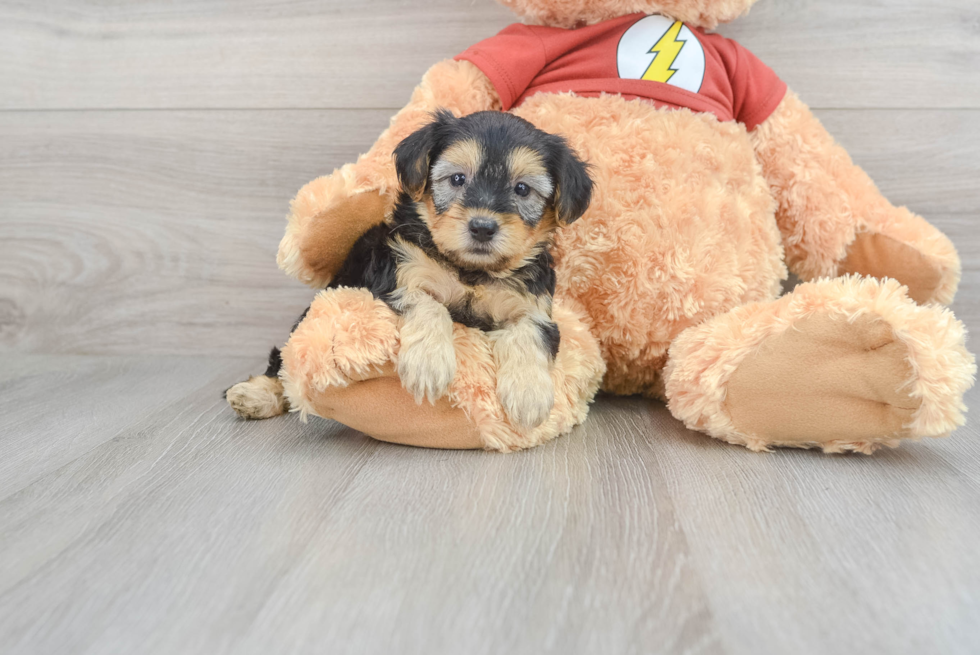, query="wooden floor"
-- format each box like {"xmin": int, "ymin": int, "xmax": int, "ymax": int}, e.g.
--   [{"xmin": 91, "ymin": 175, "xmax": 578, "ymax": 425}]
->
[{"xmin": 2, "ymin": 1, "xmax": 979, "ymax": 653}]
